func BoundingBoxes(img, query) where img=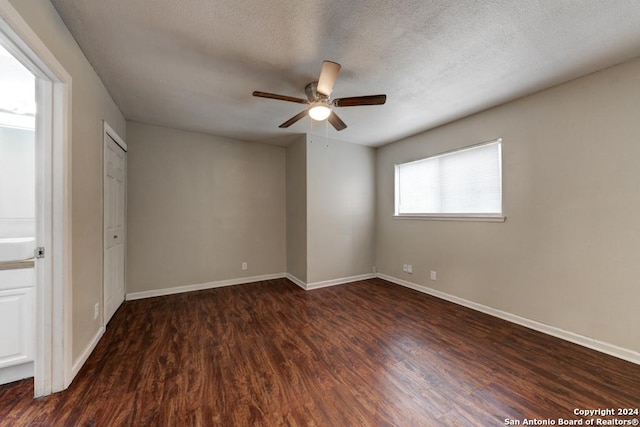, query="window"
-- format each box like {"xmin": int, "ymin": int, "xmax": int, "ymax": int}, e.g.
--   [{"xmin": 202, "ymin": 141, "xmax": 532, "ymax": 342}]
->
[{"xmin": 394, "ymin": 139, "xmax": 503, "ymax": 220}]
